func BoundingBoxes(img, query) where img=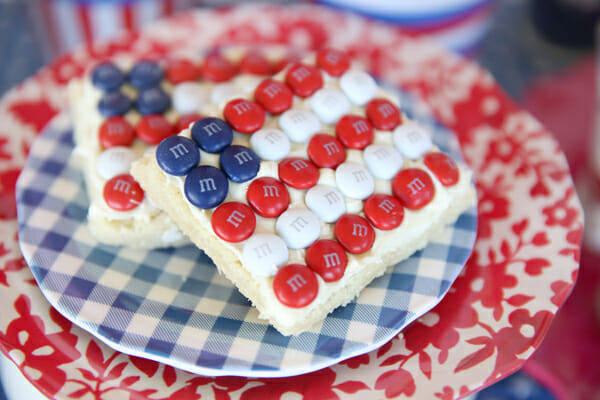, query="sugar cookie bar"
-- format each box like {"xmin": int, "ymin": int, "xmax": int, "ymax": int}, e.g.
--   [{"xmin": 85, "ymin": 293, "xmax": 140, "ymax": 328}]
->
[
  {"xmin": 131, "ymin": 48, "xmax": 477, "ymax": 334},
  {"xmin": 69, "ymin": 47, "xmax": 292, "ymax": 248}
]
